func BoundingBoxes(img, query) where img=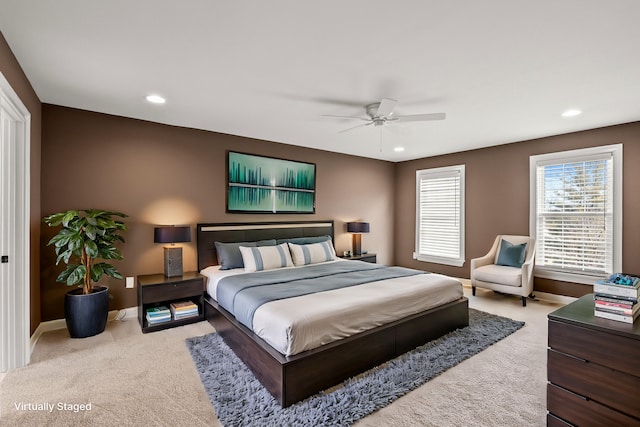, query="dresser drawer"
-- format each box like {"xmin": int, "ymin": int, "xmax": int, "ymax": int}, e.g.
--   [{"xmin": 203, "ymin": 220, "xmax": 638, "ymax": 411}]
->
[
  {"xmin": 547, "ymin": 383, "xmax": 640, "ymax": 427},
  {"xmin": 549, "ymin": 319, "xmax": 640, "ymax": 377},
  {"xmin": 546, "ymin": 413, "xmax": 572, "ymax": 427},
  {"xmin": 548, "ymin": 349, "xmax": 640, "ymax": 419},
  {"xmin": 142, "ymin": 280, "xmax": 203, "ymax": 303}
]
